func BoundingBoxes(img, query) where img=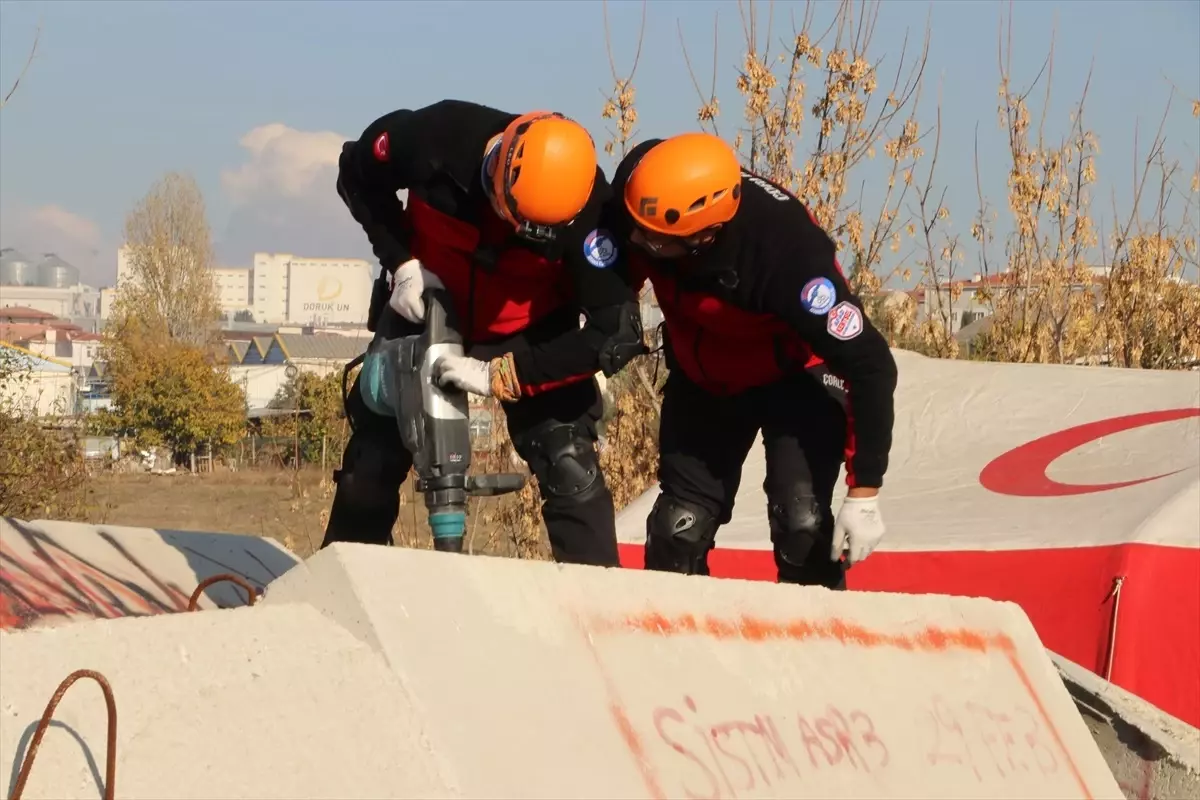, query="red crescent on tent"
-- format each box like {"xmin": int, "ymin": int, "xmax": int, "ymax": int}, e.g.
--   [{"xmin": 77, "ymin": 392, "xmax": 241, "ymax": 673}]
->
[{"xmin": 979, "ymin": 407, "xmax": 1200, "ymax": 497}]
